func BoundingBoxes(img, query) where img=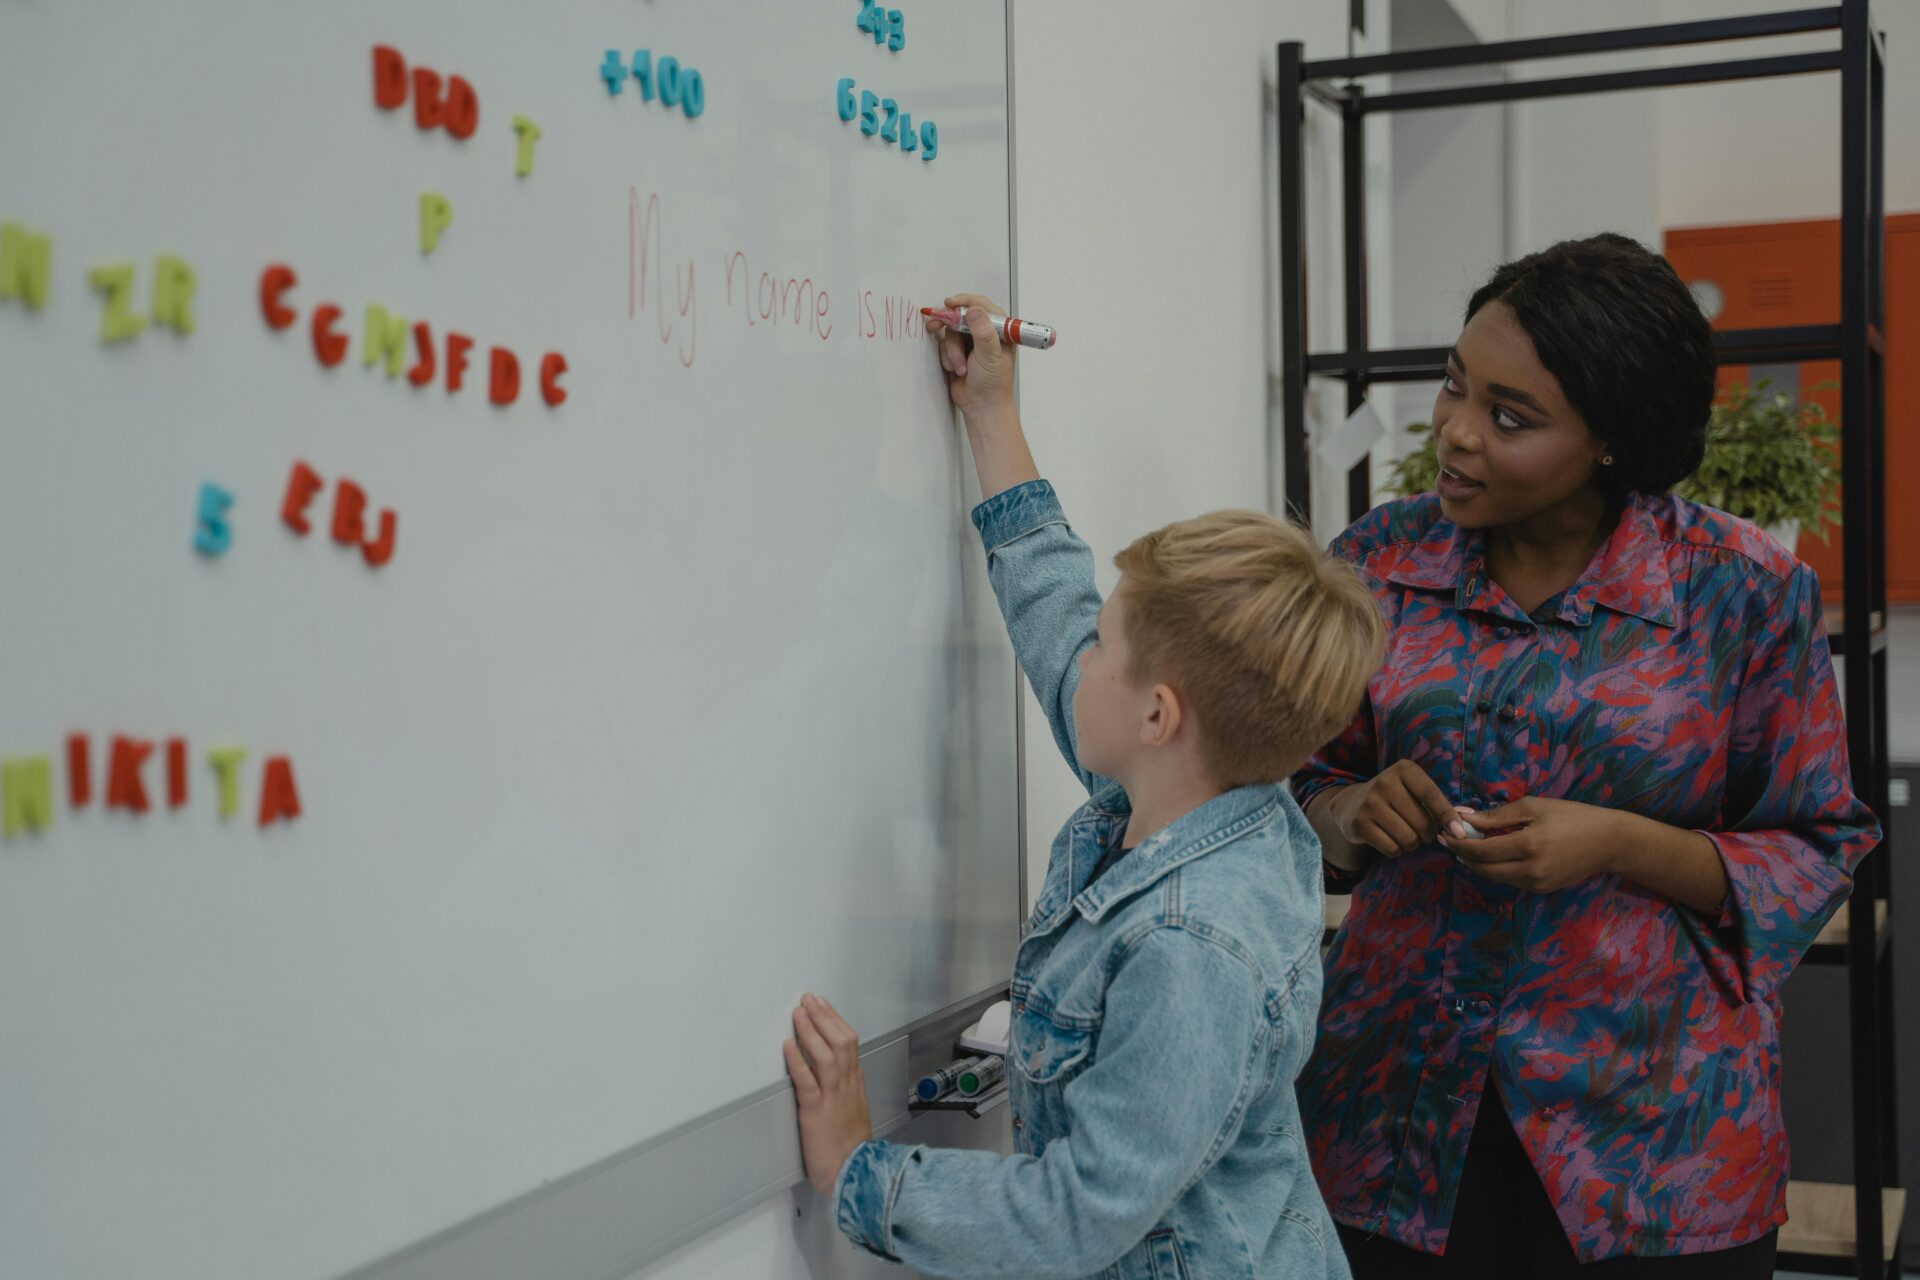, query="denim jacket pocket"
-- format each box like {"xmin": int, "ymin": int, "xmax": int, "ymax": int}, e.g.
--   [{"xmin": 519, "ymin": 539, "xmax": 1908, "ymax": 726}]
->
[
  {"xmin": 1145, "ymin": 1227, "xmax": 1193, "ymax": 1280},
  {"xmin": 1011, "ymin": 1003, "xmax": 1096, "ymax": 1085}
]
